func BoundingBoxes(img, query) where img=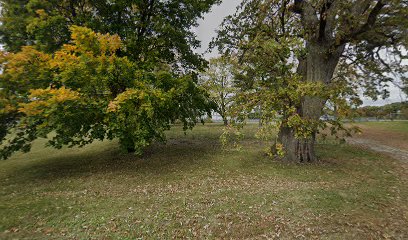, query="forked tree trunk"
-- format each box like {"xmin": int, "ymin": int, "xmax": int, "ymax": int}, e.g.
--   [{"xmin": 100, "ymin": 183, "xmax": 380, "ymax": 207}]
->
[{"xmin": 277, "ymin": 43, "xmax": 344, "ymax": 162}]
